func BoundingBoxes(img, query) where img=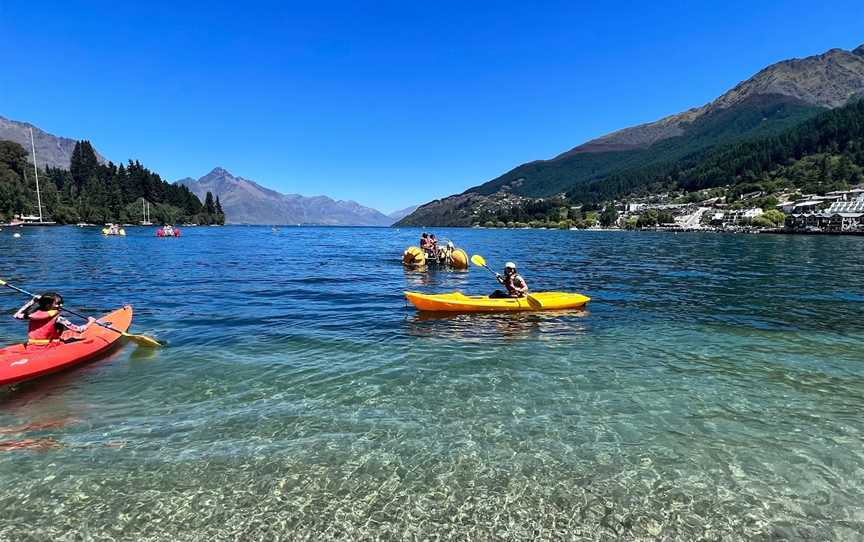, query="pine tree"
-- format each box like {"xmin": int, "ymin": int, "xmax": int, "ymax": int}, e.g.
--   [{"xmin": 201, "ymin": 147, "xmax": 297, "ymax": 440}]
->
[
  {"xmin": 204, "ymin": 191, "xmax": 216, "ymax": 215},
  {"xmin": 70, "ymin": 141, "xmax": 100, "ymax": 187}
]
